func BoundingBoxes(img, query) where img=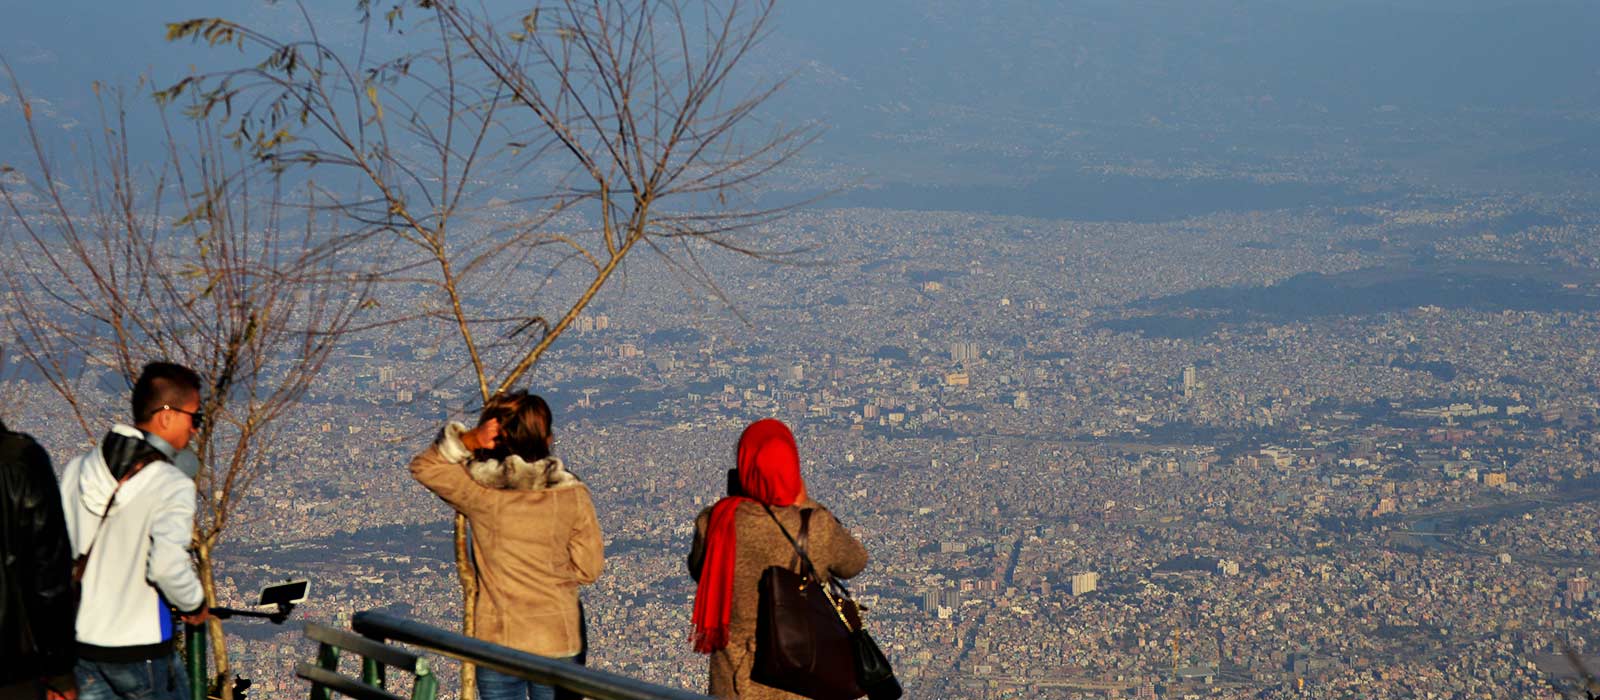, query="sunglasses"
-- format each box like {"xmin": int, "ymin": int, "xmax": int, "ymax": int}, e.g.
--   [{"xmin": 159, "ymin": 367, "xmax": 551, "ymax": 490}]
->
[{"xmin": 161, "ymin": 404, "xmax": 206, "ymax": 430}]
